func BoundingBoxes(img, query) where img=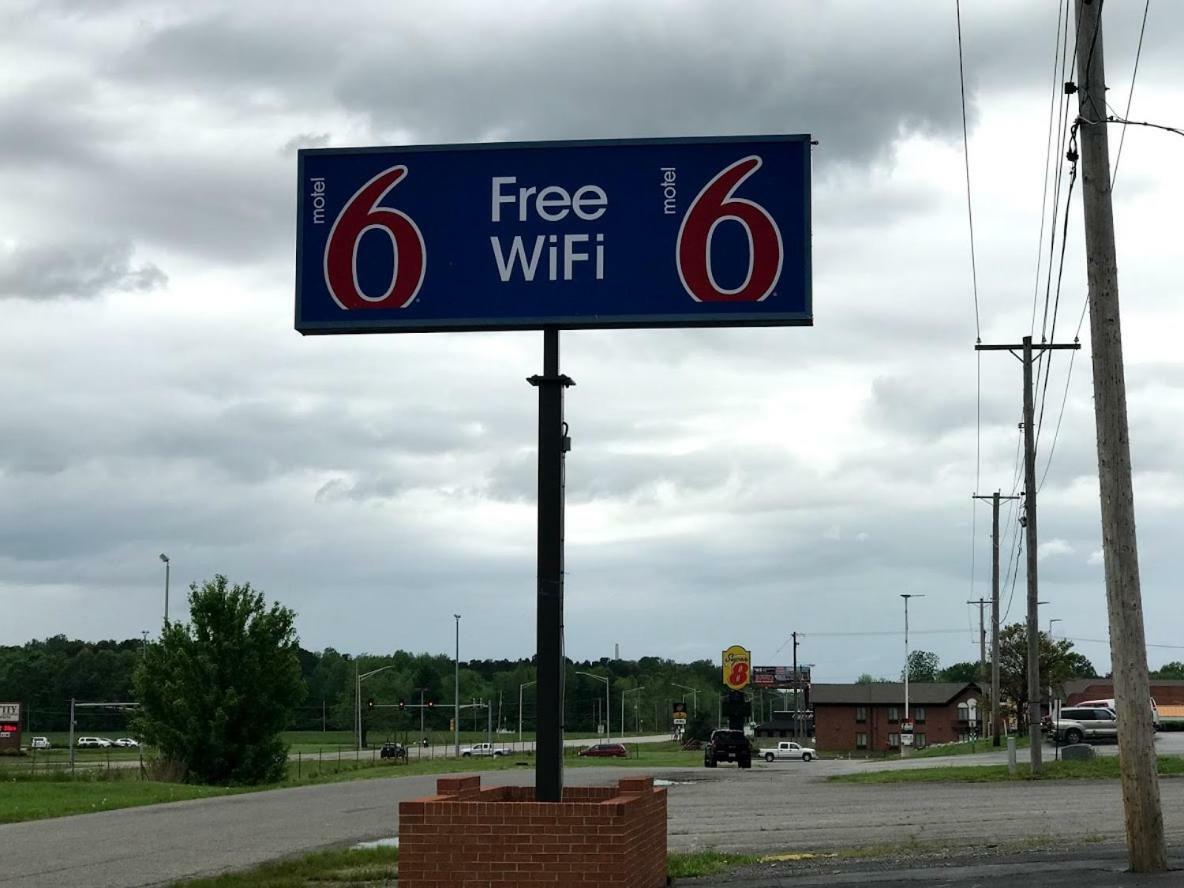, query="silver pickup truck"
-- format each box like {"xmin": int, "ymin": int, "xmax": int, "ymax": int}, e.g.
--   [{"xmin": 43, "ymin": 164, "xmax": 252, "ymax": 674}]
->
[{"xmin": 1046, "ymin": 706, "xmax": 1117, "ymax": 744}]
